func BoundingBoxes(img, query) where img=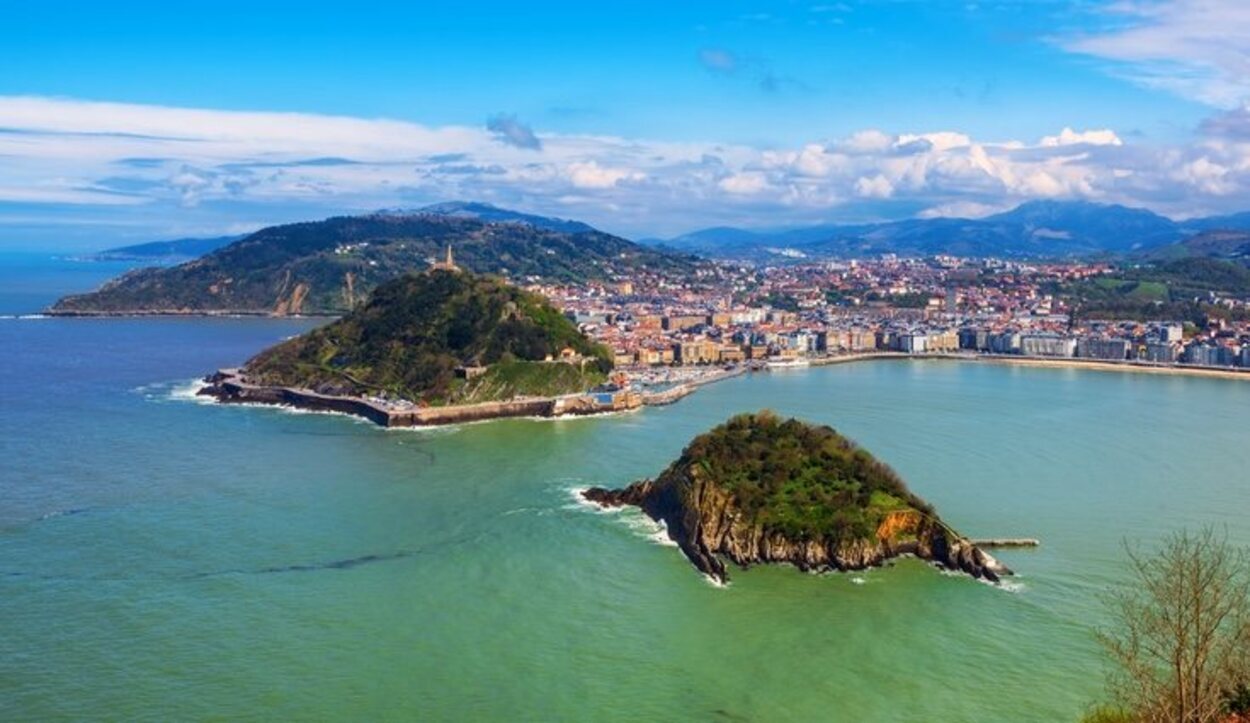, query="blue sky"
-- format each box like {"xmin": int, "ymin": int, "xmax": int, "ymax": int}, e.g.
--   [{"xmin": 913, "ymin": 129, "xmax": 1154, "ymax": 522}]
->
[{"xmin": 2, "ymin": 0, "xmax": 1250, "ymax": 249}]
